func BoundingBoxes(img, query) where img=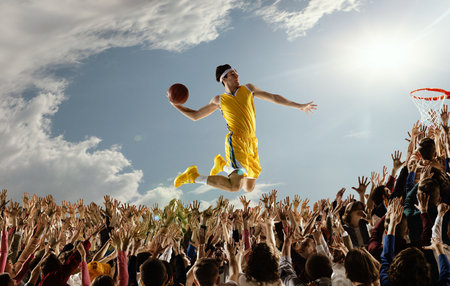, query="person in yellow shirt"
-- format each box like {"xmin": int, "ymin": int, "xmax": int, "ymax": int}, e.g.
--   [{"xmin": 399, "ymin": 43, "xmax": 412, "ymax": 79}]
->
[{"xmin": 171, "ymin": 64, "xmax": 317, "ymax": 192}]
